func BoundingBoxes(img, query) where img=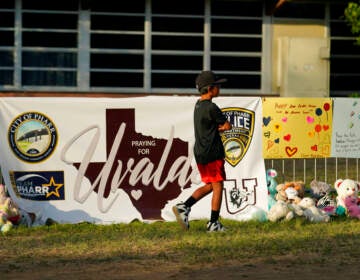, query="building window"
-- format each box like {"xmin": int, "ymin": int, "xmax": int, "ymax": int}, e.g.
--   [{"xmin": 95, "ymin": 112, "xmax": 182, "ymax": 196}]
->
[
  {"xmin": 1, "ymin": 1, "xmax": 358, "ymax": 96},
  {"xmin": 210, "ymin": 0, "xmax": 263, "ymax": 90},
  {"xmin": 0, "ymin": 0, "xmax": 268, "ymax": 94},
  {"xmin": 0, "ymin": 0, "xmax": 269, "ymax": 94},
  {"xmin": 0, "ymin": 0, "xmax": 14, "ymax": 87},
  {"xmin": 0, "ymin": 0, "xmax": 265, "ymax": 94},
  {"xmin": 151, "ymin": 0, "xmax": 204, "ymax": 90},
  {"xmin": 330, "ymin": 3, "xmax": 360, "ymax": 96},
  {"xmin": 90, "ymin": 1, "xmax": 145, "ymax": 89},
  {"xmin": 273, "ymin": 2, "xmax": 325, "ymax": 19},
  {"xmin": 21, "ymin": 0, "xmax": 78, "ymax": 87}
]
